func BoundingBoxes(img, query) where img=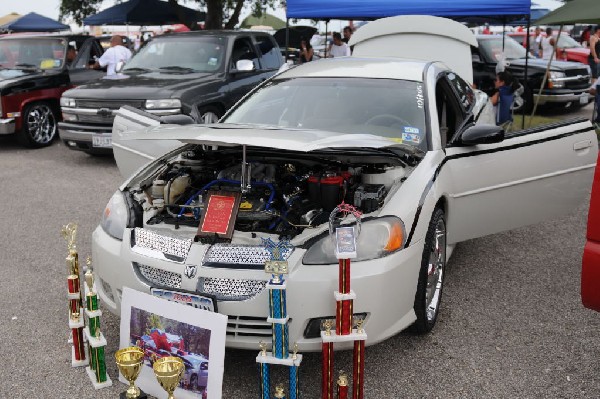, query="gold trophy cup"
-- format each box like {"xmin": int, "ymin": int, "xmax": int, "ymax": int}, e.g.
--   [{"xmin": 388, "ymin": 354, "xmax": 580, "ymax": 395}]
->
[
  {"xmin": 153, "ymin": 356, "xmax": 185, "ymax": 399},
  {"xmin": 115, "ymin": 347, "xmax": 146, "ymax": 399}
]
